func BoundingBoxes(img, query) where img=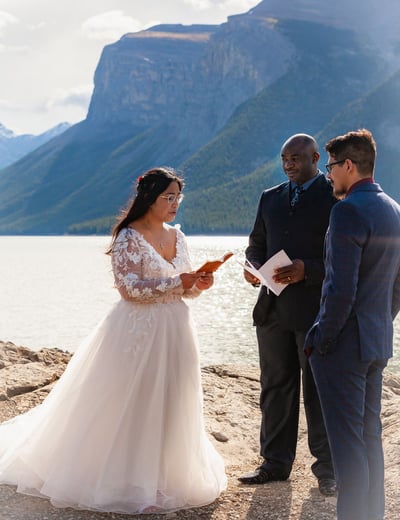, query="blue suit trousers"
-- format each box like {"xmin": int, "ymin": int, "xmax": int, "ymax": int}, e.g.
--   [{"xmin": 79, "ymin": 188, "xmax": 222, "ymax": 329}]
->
[{"xmin": 310, "ymin": 318, "xmax": 387, "ymax": 520}]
